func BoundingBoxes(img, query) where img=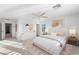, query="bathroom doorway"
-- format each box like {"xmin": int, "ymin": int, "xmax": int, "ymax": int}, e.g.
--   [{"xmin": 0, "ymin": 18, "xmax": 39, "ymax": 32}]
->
[{"xmin": 5, "ymin": 23, "xmax": 12, "ymax": 38}]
